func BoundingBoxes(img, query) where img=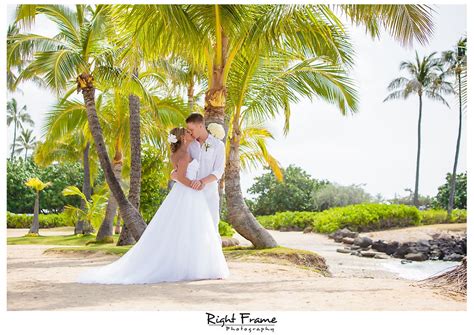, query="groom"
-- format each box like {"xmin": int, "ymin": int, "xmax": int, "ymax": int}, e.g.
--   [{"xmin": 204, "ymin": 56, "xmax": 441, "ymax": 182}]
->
[{"xmin": 171, "ymin": 113, "xmax": 225, "ymax": 241}]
